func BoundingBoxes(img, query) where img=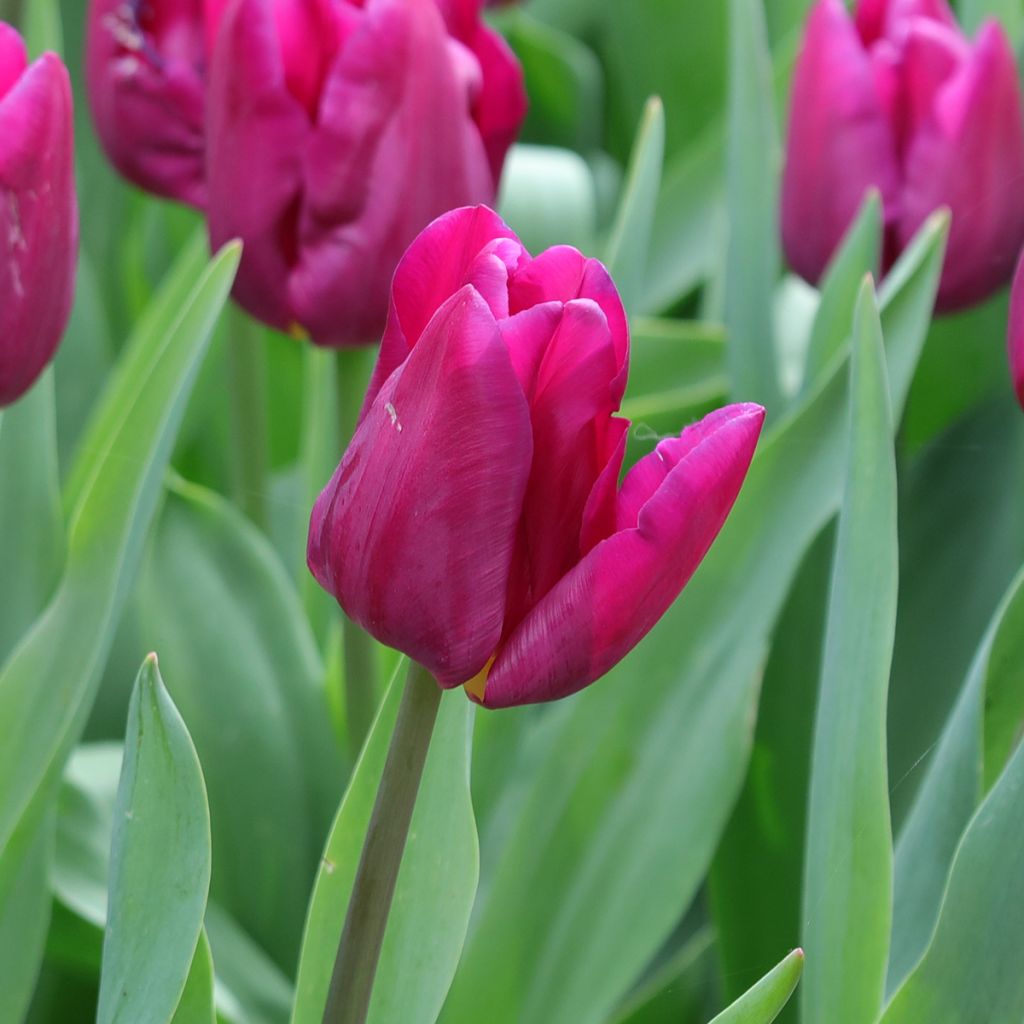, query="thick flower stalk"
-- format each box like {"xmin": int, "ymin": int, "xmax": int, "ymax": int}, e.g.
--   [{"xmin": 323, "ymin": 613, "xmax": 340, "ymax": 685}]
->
[
  {"xmin": 206, "ymin": 0, "xmax": 526, "ymax": 347},
  {"xmin": 308, "ymin": 206, "xmax": 765, "ymax": 708},
  {"xmin": 782, "ymin": 0, "xmax": 1024, "ymax": 312},
  {"xmin": 0, "ymin": 24, "xmax": 77, "ymax": 407},
  {"xmin": 86, "ymin": 0, "xmax": 208, "ymax": 207}
]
